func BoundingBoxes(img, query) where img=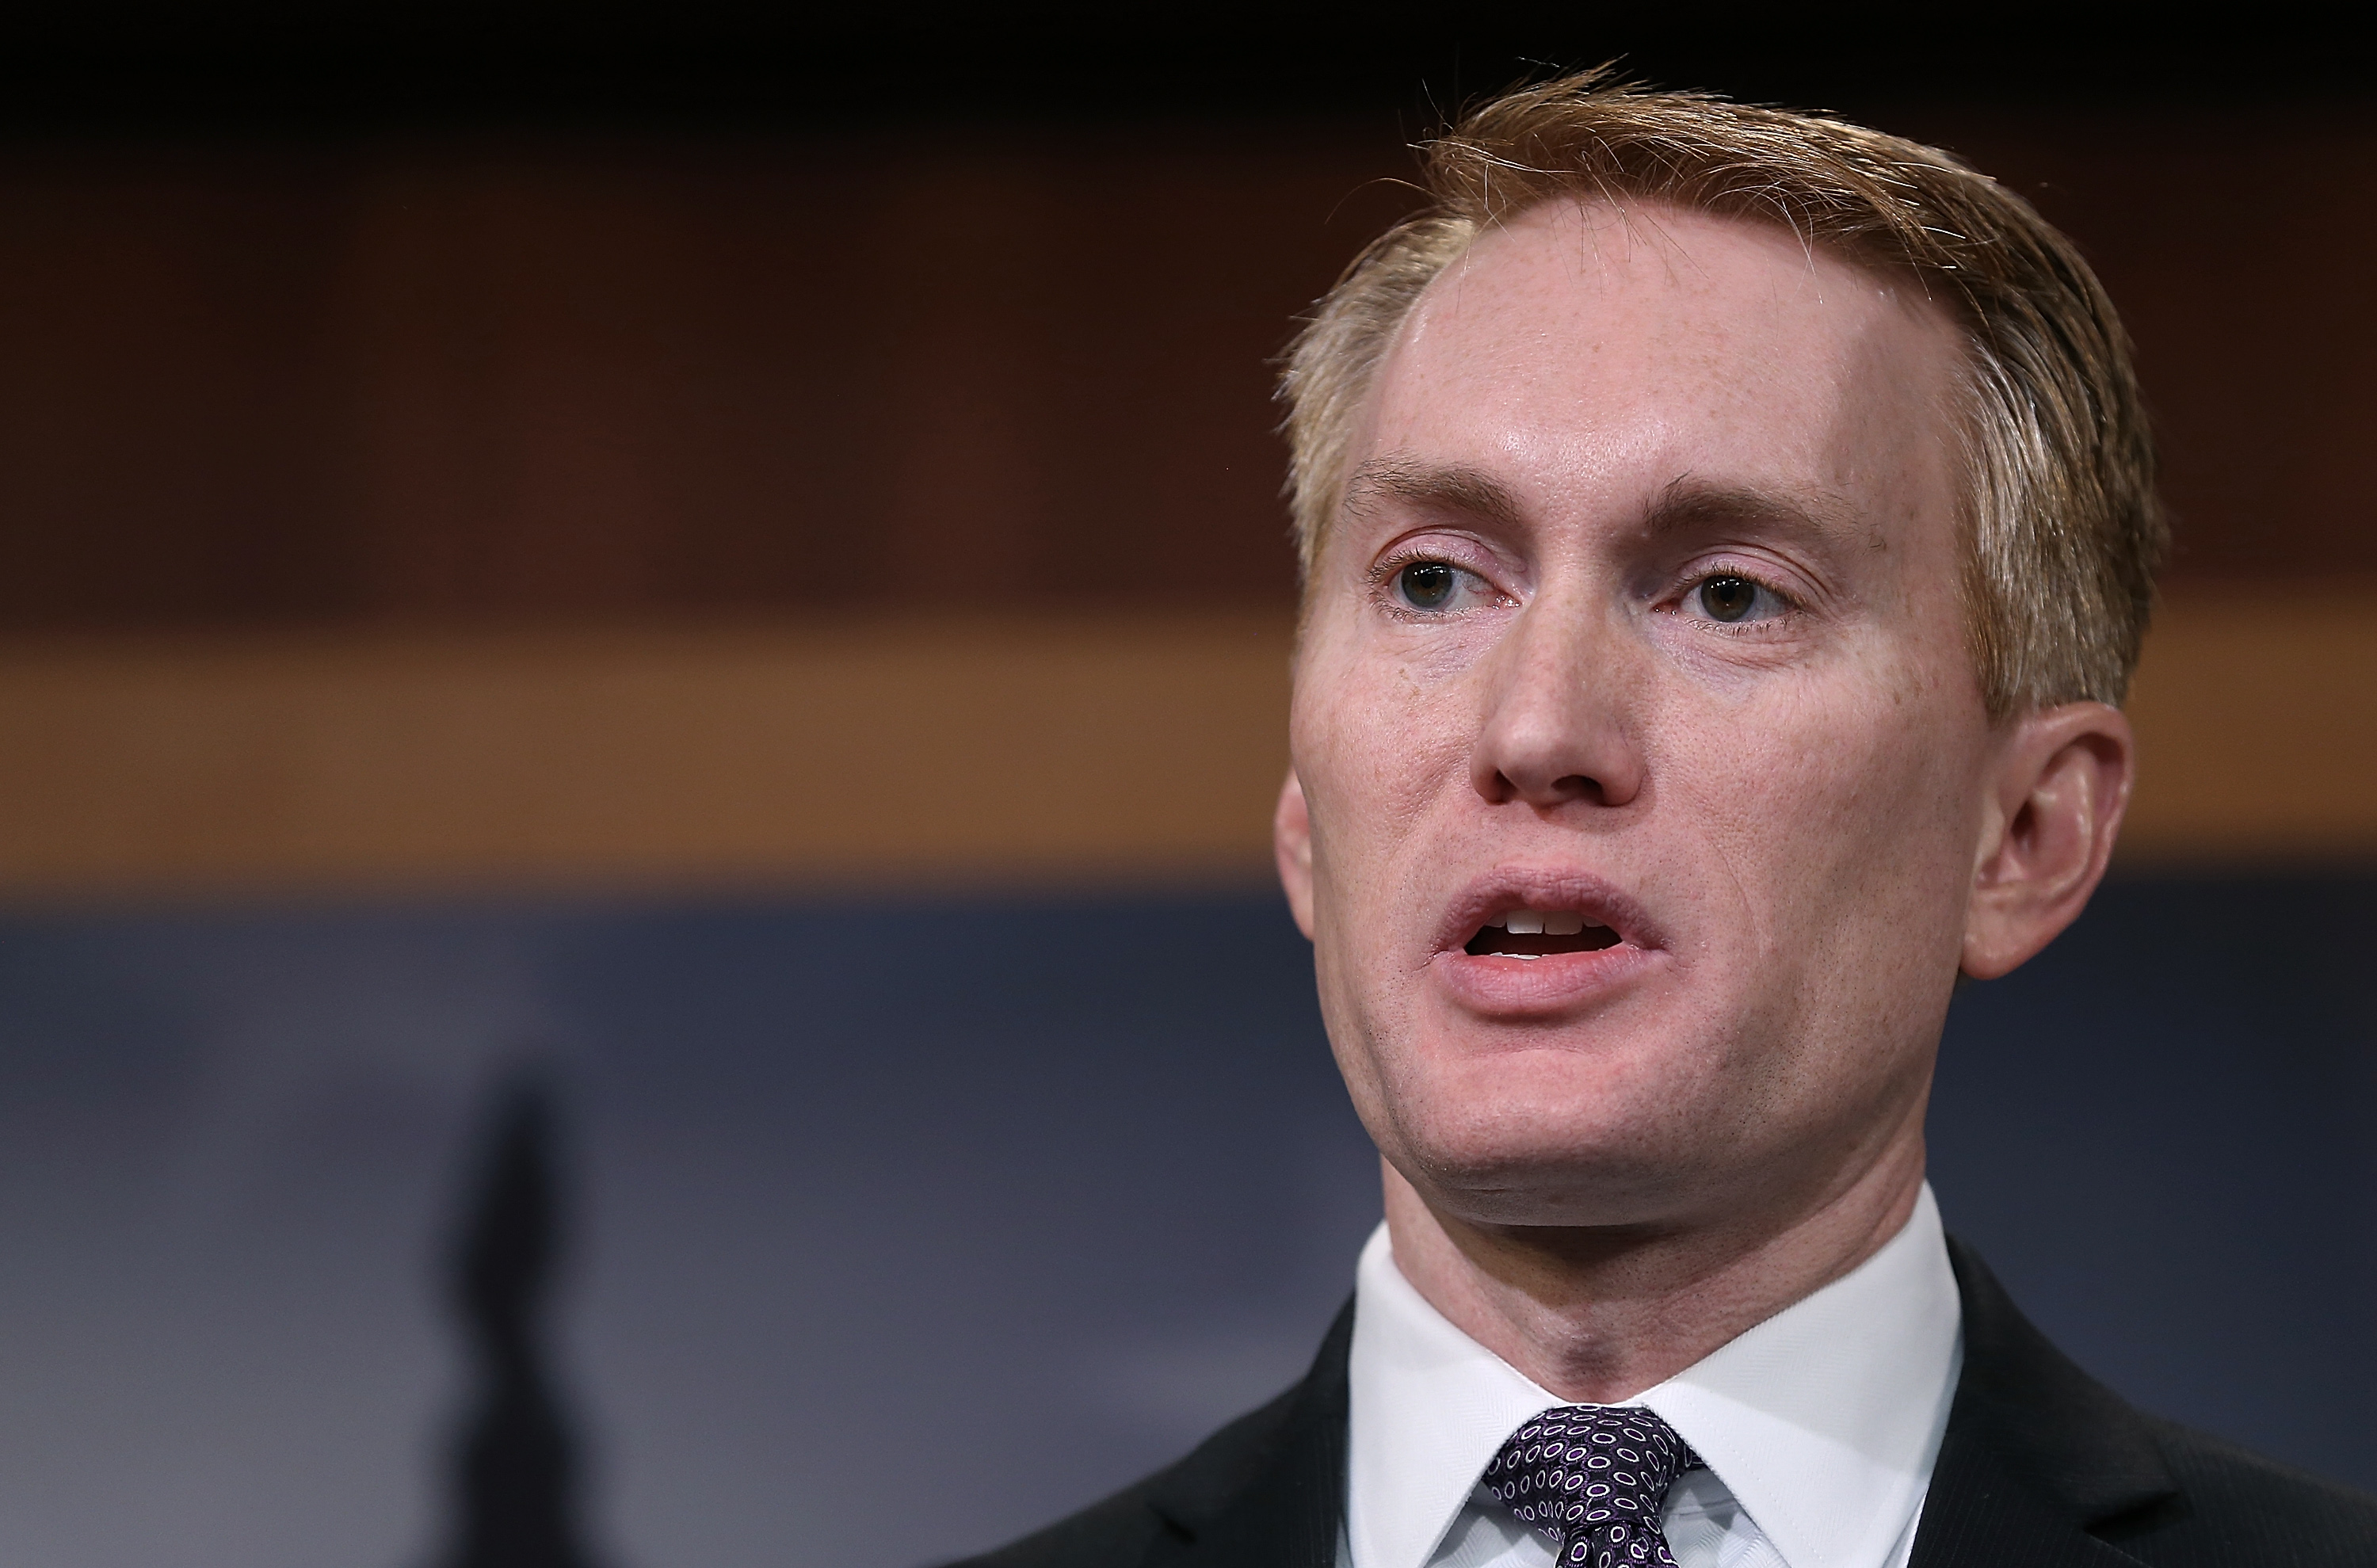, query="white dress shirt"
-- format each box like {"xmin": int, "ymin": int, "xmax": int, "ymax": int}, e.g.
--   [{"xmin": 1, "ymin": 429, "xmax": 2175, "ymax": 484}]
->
[{"xmin": 1342, "ymin": 1184, "xmax": 1963, "ymax": 1568}]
